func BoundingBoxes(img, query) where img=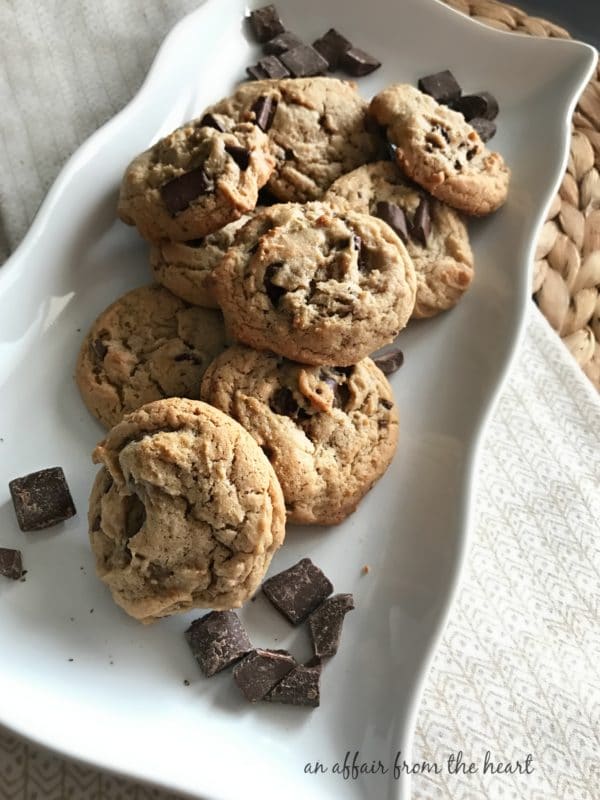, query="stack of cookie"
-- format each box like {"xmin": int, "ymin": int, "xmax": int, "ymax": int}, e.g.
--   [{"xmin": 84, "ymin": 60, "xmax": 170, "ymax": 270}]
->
[{"xmin": 77, "ymin": 75, "xmax": 510, "ymax": 622}]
